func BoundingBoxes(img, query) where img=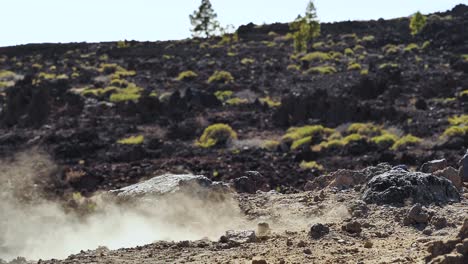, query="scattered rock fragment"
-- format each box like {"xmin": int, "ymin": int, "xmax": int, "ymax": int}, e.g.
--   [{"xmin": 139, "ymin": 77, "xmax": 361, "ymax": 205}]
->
[
  {"xmin": 220, "ymin": 230, "xmax": 257, "ymax": 244},
  {"xmin": 252, "ymin": 259, "xmax": 268, "ymax": 264},
  {"xmin": 426, "ymin": 218, "xmax": 468, "ymax": 263},
  {"xmin": 342, "ymin": 221, "xmax": 362, "ymax": 234},
  {"xmin": 309, "ymin": 223, "xmax": 330, "ymax": 239},
  {"xmin": 403, "ymin": 204, "xmax": 431, "ymax": 226}
]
